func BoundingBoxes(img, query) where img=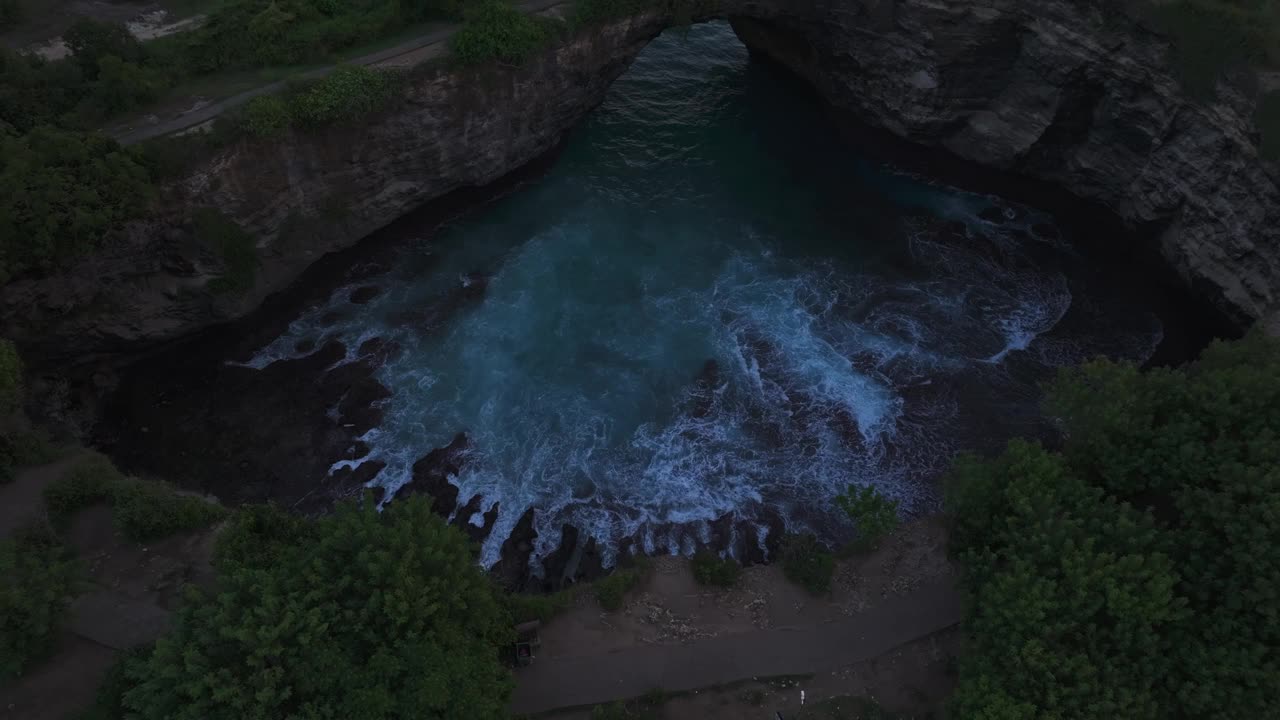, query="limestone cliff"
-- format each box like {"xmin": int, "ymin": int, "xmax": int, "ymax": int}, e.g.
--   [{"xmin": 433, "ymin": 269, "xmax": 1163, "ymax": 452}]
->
[{"xmin": 4, "ymin": 0, "xmax": 1278, "ymax": 366}]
